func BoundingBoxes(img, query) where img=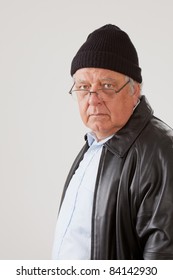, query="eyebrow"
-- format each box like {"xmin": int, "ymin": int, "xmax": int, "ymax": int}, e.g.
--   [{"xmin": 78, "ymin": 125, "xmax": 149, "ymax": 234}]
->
[
  {"xmin": 100, "ymin": 78, "xmax": 118, "ymax": 82},
  {"xmin": 74, "ymin": 78, "xmax": 88, "ymax": 83}
]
